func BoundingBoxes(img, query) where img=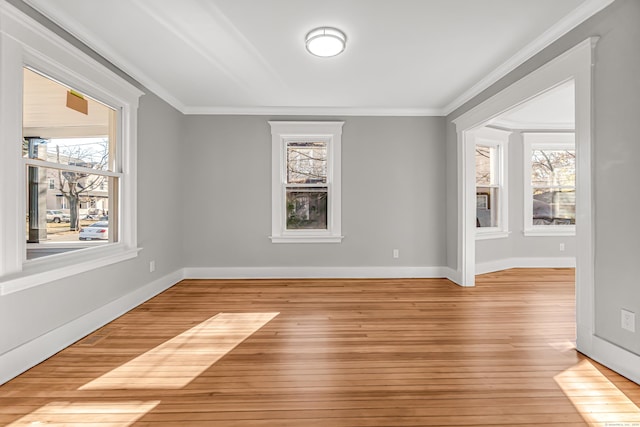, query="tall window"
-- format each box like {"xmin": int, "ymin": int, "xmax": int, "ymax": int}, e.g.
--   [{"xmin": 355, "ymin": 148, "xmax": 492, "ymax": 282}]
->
[
  {"xmin": 0, "ymin": 5, "xmax": 142, "ymax": 295},
  {"xmin": 286, "ymin": 141, "xmax": 328, "ymax": 229},
  {"xmin": 474, "ymin": 128, "xmax": 510, "ymax": 239},
  {"xmin": 269, "ymin": 122, "xmax": 343, "ymax": 243},
  {"xmin": 524, "ymin": 133, "xmax": 576, "ymax": 236},
  {"xmin": 23, "ymin": 68, "xmax": 118, "ymax": 260}
]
